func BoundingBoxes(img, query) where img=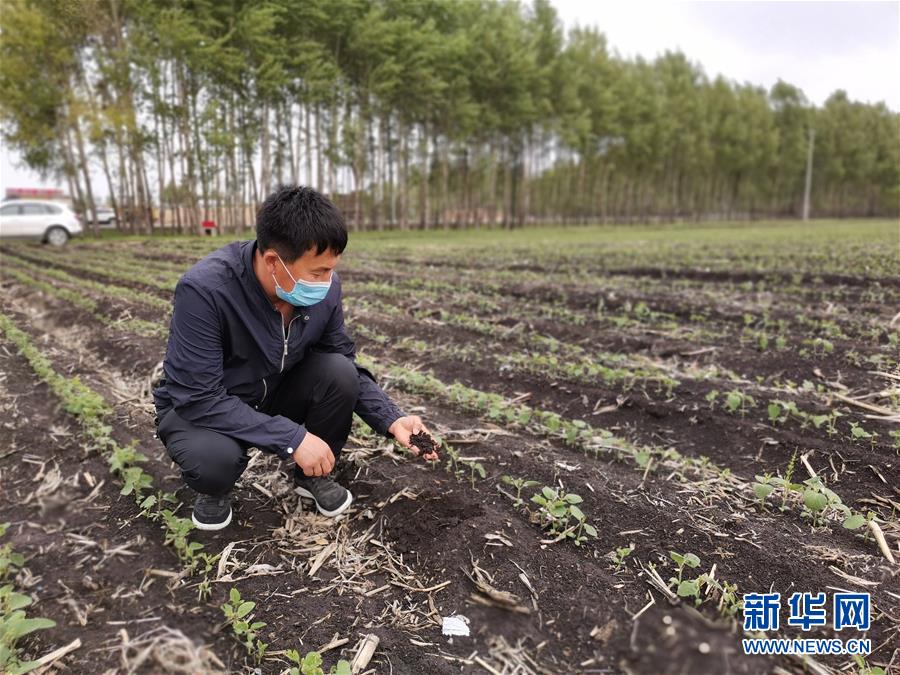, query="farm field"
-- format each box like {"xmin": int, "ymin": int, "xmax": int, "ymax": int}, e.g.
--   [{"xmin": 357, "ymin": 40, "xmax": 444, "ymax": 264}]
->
[{"xmin": 0, "ymin": 219, "xmax": 898, "ymax": 674}]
